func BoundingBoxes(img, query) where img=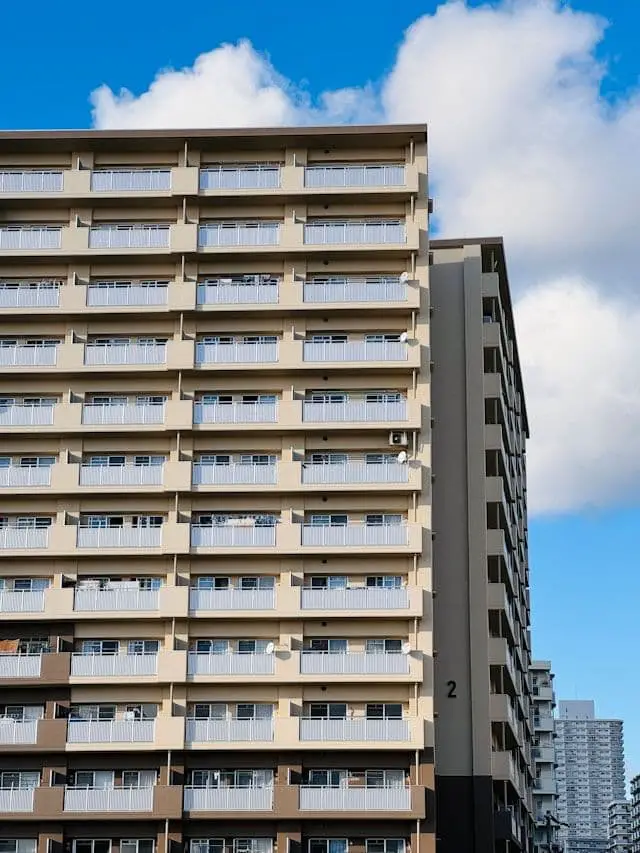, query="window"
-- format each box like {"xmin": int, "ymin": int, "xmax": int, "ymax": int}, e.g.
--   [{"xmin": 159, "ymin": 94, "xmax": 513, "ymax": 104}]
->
[
  {"xmin": 309, "ymin": 453, "xmax": 348, "ymax": 465},
  {"xmin": 236, "ymin": 704, "xmax": 273, "ymax": 720},
  {"xmin": 18, "ymin": 456, "xmax": 55, "ymax": 467},
  {"xmin": 366, "ymin": 704, "xmax": 403, "ymax": 719},
  {"xmin": 238, "ymin": 454, "xmax": 275, "ymax": 466},
  {"xmin": 365, "ymin": 770, "xmax": 405, "ymax": 788},
  {"xmin": 242, "ymin": 336, "xmax": 277, "ymax": 344},
  {"xmin": 133, "ymin": 455, "xmax": 164, "ymax": 467},
  {"xmin": 241, "ymin": 394, "xmax": 276, "ymax": 404},
  {"xmin": 309, "ymin": 842, "xmax": 347, "ymax": 853},
  {"xmin": 190, "ymin": 841, "xmax": 224, "ymax": 853},
  {"xmin": 308, "ymin": 576, "xmax": 348, "ymax": 589},
  {"xmin": 0, "ymin": 705, "xmax": 43, "ymax": 721},
  {"xmin": 81, "ymin": 640, "xmax": 119, "ymax": 655},
  {"xmin": 121, "ymin": 841, "xmax": 155, "ymax": 853},
  {"xmin": 9, "ymin": 578, "xmax": 49, "ymax": 592},
  {"xmin": 238, "ymin": 576, "xmax": 275, "ymax": 590},
  {"xmin": 307, "ymin": 770, "xmax": 345, "ymax": 787},
  {"xmin": 310, "ymin": 334, "xmax": 348, "ymax": 343},
  {"xmin": 0, "ymin": 771, "xmax": 40, "ymax": 789},
  {"xmin": 128, "ymin": 640, "xmax": 159, "ymax": 655},
  {"xmin": 136, "ymin": 395, "xmax": 167, "ymax": 405},
  {"xmin": 17, "ymin": 638, "xmax": 50, "ymax": 654},
  {"xmin": 198, "ymin": 454, "xmax": 231, "ymax": 466},
  {"xmin": 0, "ymin": 843, "xmax": 37, "ymax": 853},
  {"xmin": 193, "ymin": 576, "xmax": 230, "ymax": 590},
  {"xmin": 365, "ymin": 639, "xmax": 402, "ymax": 654},
  {"xmin": 122, "ymin": 770, "xmax": 156, "ymax": 788},
  {"xmin": 237, "ymin": 639, "xmax": 269, "ymax": 654},
  {"xmin": 309, "ymin": 392, "xmax": 347, "ymax": 404},
  {"xmin": 366, "ymin": 841, "xmax": 405, "ymax": 853},
  {"xmin": 195, "ymin": 639, "xmax": 230, "ymax": 654},
  {"xmin": 73, "ymin": 842, "xmax": 111, "ymax": 853},
  {"xmin": 365, "ymin": 392, "xmax": 402, "ymax": 403},
  {"xmin": 132, "ymin": 515, "xmax": 162, "ymax": 528},
  {"xmin": 307, "ymin": 639, "xmax": 348, "ymax": 654},
  {"xmin": 365, "ymin": 334, "xmax": 401, "ymax": 343},
  {"xmin": 70, "ymin": 705, "xmax": 116, "ymax": 721},
  {"xmin": 125, "ymin": 704, "xmax": 157, "ymax": 720},
  {"xmin": 233, "ymin": 841, "xmax": 272, "ymax": 853},
  {"xmin": 309, "ymin": 514, "xmax": 348, "ymax": 527},
  {"xmin": 308, "ymin": 703, "xmax": 347, "ymax": 719},
  {"xmin": 365, "ymin": 514, "xmax": 402, "ymax": 526},
  {"xmin": 366, "ymin": 576, "xmax": 402, "ymax": 589},
  {"xmin": 193, "ymin": 703, "xmax": 228, "ymax": 720}
]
